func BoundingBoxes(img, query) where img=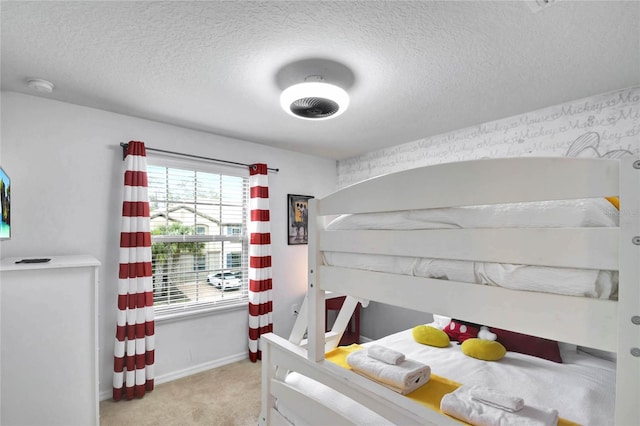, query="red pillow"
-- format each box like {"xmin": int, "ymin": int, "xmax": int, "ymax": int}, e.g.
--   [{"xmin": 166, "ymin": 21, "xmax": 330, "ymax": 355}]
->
[{"xmin": 490, "ymin": 328, "xmax": 563, "ymax": 363}]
